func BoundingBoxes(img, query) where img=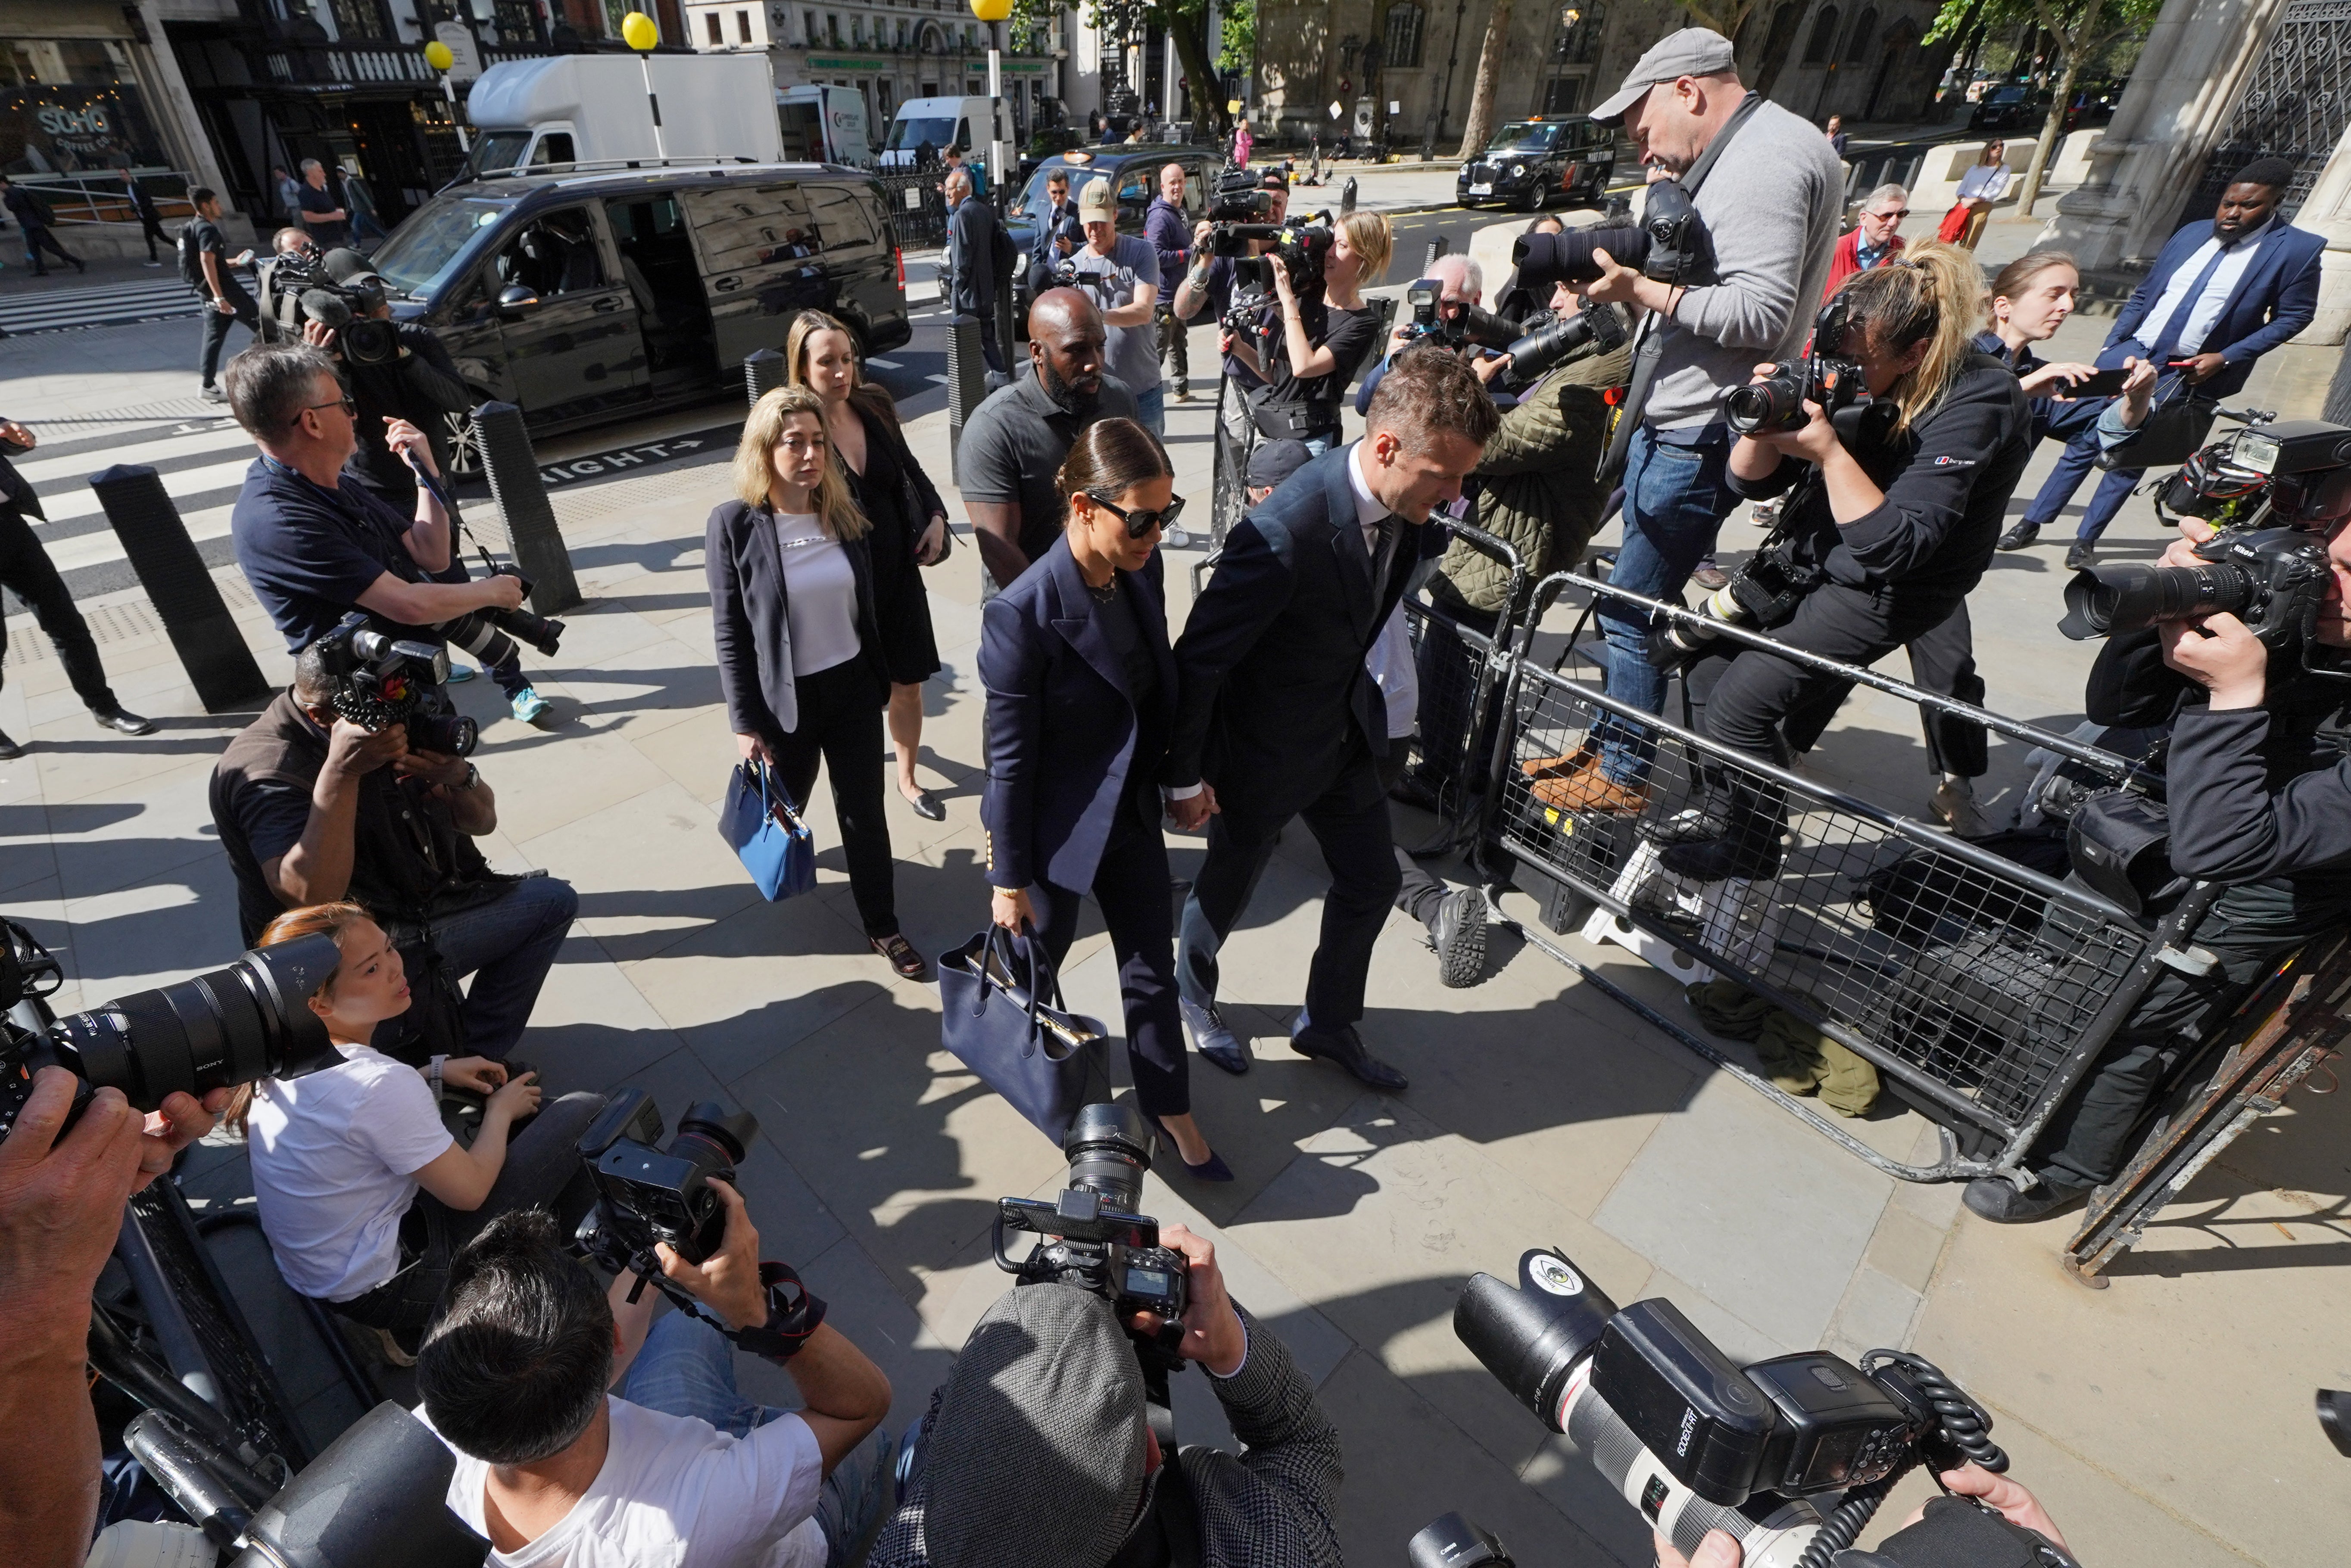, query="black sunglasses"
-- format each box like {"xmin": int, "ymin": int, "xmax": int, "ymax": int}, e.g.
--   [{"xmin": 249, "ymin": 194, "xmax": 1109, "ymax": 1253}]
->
[{"xmin": 1085, "ymin": 491, "xmax": 1183, "ymax": 538}]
